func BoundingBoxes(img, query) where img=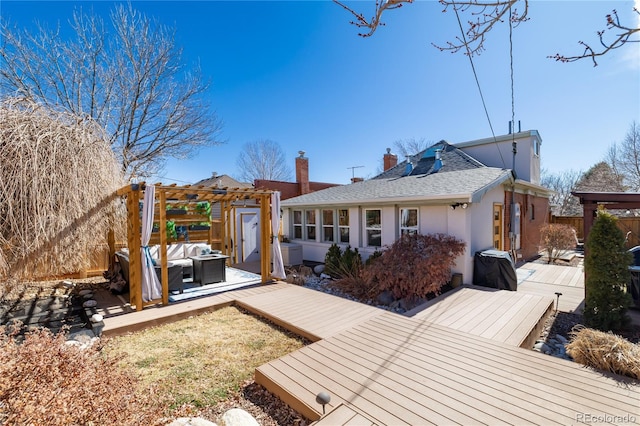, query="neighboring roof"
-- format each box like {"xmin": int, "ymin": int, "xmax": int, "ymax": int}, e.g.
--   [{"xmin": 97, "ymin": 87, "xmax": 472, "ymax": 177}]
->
[
  {"xmin": 255, "ymin": 179, "xmax": 340, "ymax": 200},
  {"xmin": 282, "ymin": 167, "xmax": 512, "ymax": 207},
  {"xmin": 193, "ymin": 174, "xmax": 253, "ymax": 189},
  {"xmin": 375, "ymin": 141, "xmax": 486, "ymax": 180}
]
